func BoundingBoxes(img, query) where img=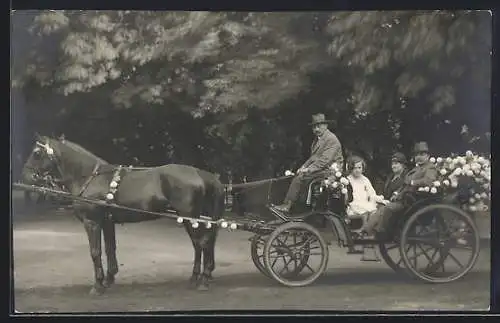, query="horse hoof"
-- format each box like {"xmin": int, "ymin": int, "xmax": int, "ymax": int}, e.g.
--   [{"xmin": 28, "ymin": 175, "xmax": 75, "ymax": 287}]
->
[
  {"xmin": 89, "ymin": 286, "xmax": 104, "ymax": 296},
  {"xmin": 102, "ymin": 276, "xmax": 115, "ymax": 288},
  {"xmin": 188, "ymin": 278, "xmax": 199, "ymax": 289},
  {"xmin": 102, "ymin": 280, "xmax": 113, "ymax": 288}
]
